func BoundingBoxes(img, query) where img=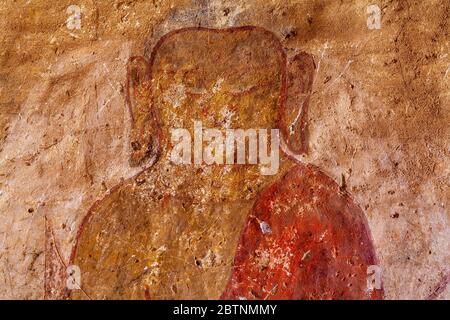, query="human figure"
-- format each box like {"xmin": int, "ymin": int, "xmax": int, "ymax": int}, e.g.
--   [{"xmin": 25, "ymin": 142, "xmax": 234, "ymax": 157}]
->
[{"xmin": 69, "ymin": 26, "xmax": 383, "ymax": 300}]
